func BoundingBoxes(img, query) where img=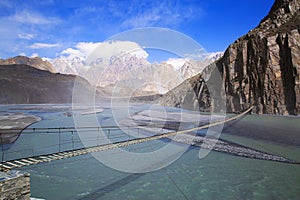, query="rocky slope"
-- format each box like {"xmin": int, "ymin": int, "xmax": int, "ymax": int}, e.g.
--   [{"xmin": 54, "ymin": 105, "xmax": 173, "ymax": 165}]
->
[
  {"xmin": 160, "ymin": 0, "xmax": 300, "ymax": 115},
  {"xmin": 0, "ymin": 64, "xmax": 95, "ymax": 104},
  {"xmin": 0, "ymin": 56, "xmax": 56, "ymax": 73}
]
